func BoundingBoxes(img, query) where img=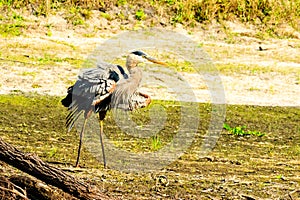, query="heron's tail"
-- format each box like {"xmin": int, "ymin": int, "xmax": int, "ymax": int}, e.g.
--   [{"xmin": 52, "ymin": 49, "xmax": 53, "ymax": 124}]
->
[{"xmin": 61, "ymin": 86, "xmax": 73, "ymax": 107}]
